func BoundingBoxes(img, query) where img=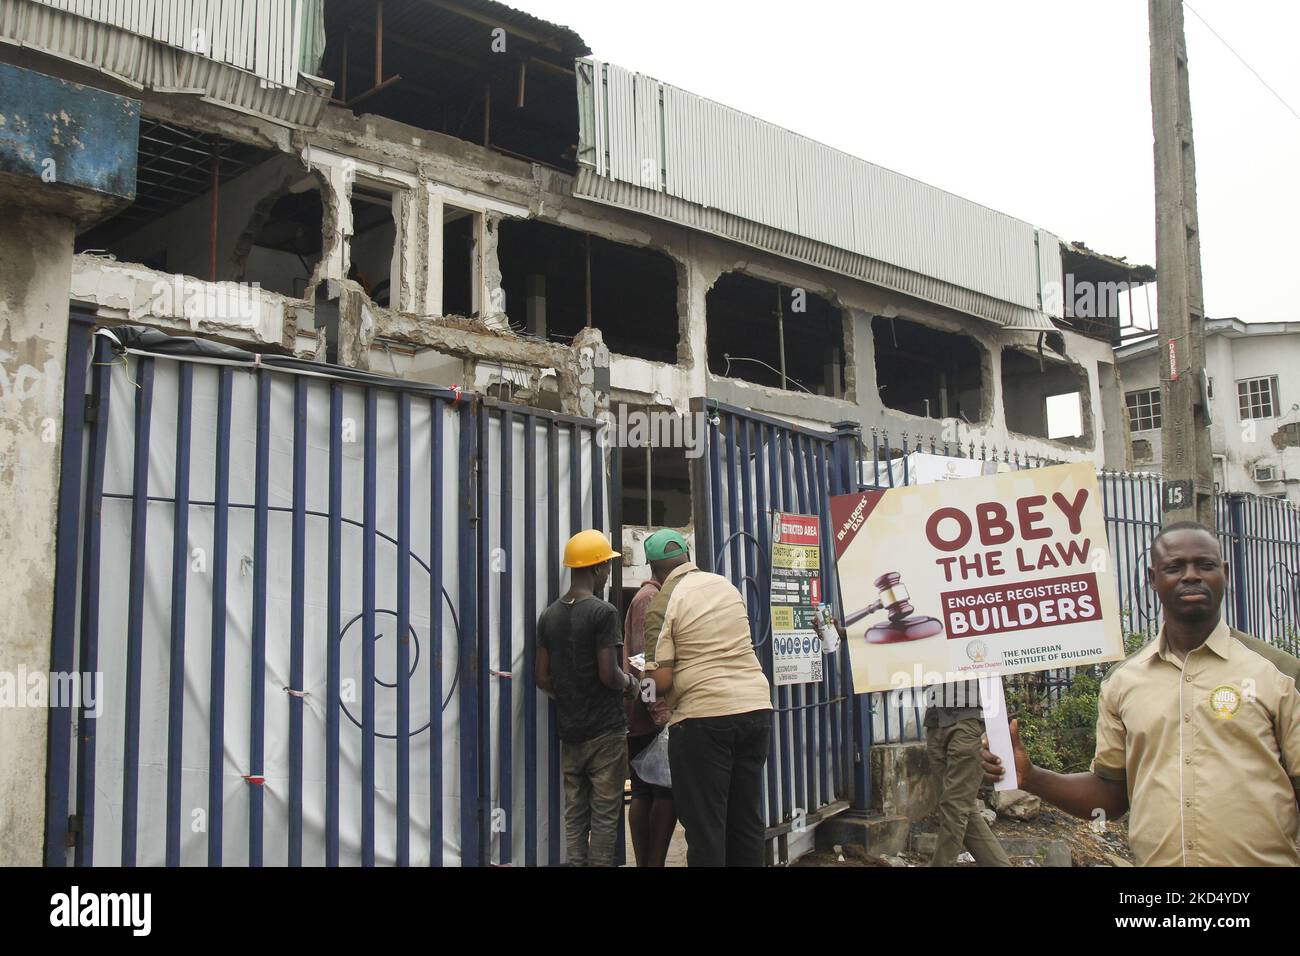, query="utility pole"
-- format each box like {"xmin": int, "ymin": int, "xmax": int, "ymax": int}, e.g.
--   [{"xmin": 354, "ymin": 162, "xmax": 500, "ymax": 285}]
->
[{"xmin": 1149, "ymin": 0, "xmax": 1214, "ymax": 527}]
